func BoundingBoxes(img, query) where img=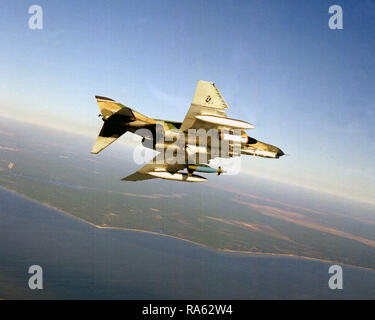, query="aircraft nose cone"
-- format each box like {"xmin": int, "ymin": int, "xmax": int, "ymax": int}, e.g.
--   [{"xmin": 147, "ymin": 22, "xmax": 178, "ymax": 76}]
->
[{"xmin": 276, "ymin": 149, "xmax": 285, "ymax": 158}]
